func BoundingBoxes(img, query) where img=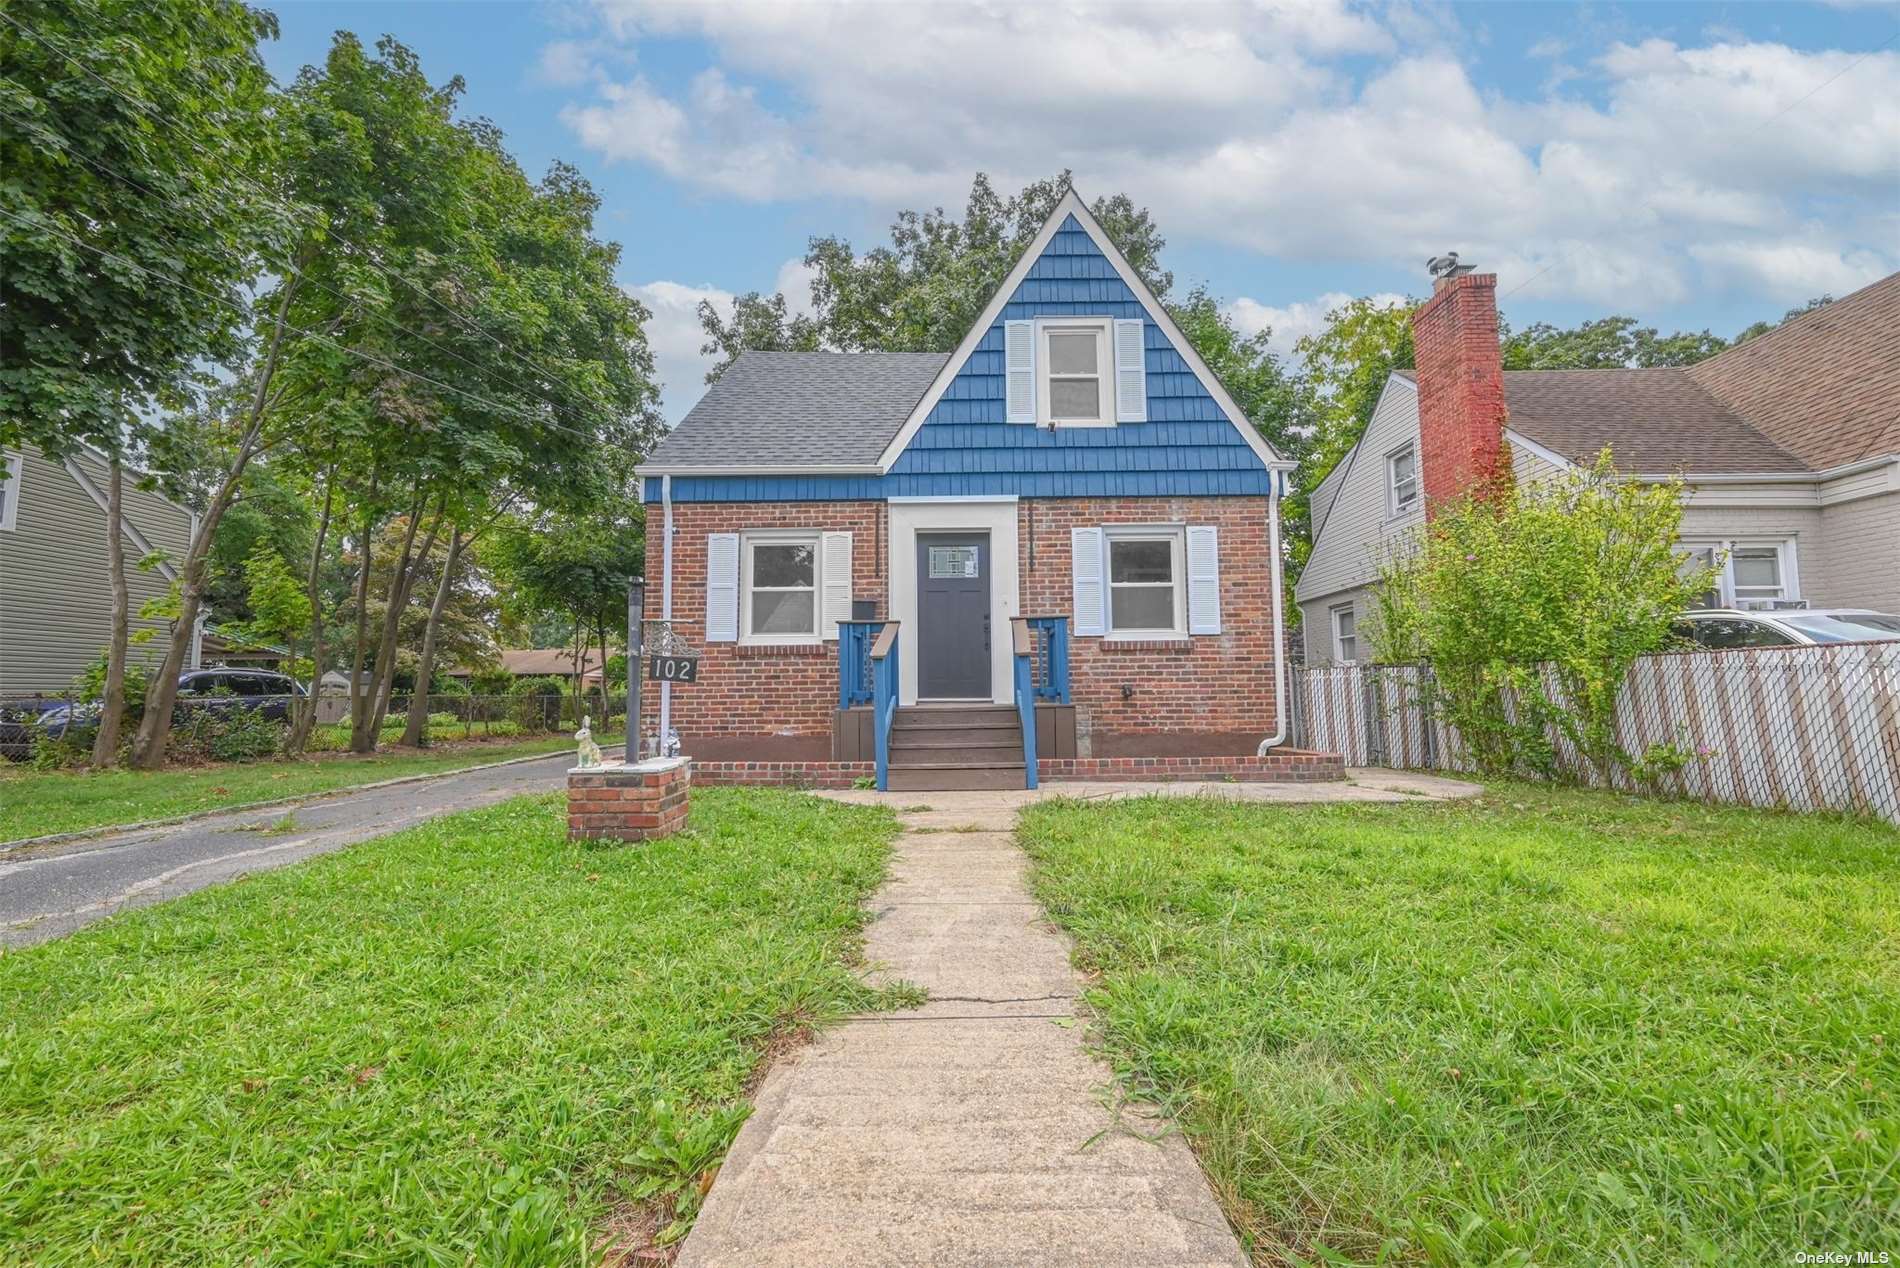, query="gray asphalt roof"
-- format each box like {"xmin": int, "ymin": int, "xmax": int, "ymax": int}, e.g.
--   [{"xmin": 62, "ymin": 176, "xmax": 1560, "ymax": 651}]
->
[{"xmin": 644, "ymin": 351, "xmax": 951, "ymax": 469}]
